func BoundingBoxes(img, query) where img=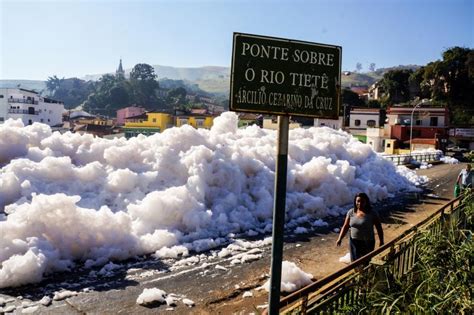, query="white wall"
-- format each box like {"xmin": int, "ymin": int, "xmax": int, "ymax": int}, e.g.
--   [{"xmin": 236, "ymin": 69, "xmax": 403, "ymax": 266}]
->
[
  {"xmin": 349, "ymin": 112, "xmax": 380, "ymax": 129},
  {"xmin": 314, "ymin": 117, "xmax": 343, "ymax": 129},
  {"xmin": 366, "ymin": 127, "xmax": 384, "ymax": 152}
]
